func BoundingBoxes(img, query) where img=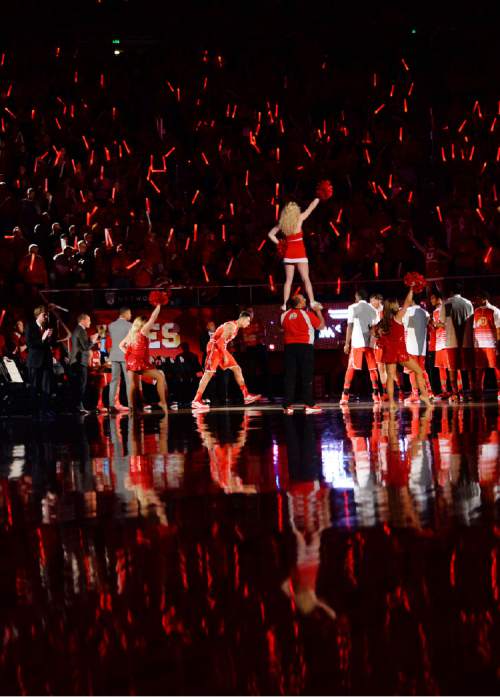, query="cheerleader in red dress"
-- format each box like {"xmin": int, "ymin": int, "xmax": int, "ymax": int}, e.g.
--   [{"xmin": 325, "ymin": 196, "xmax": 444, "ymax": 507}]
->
[
  {"xmin": 119, "ymin": 304, "xmax": 168, "ymax": 414},
  {"xmin": 268, "ymin": 198, "xmax": 320, "ymax": 310},
  {"xmin": 377, "ymin": 287, "xmax": 432, "ymax": 409}
]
